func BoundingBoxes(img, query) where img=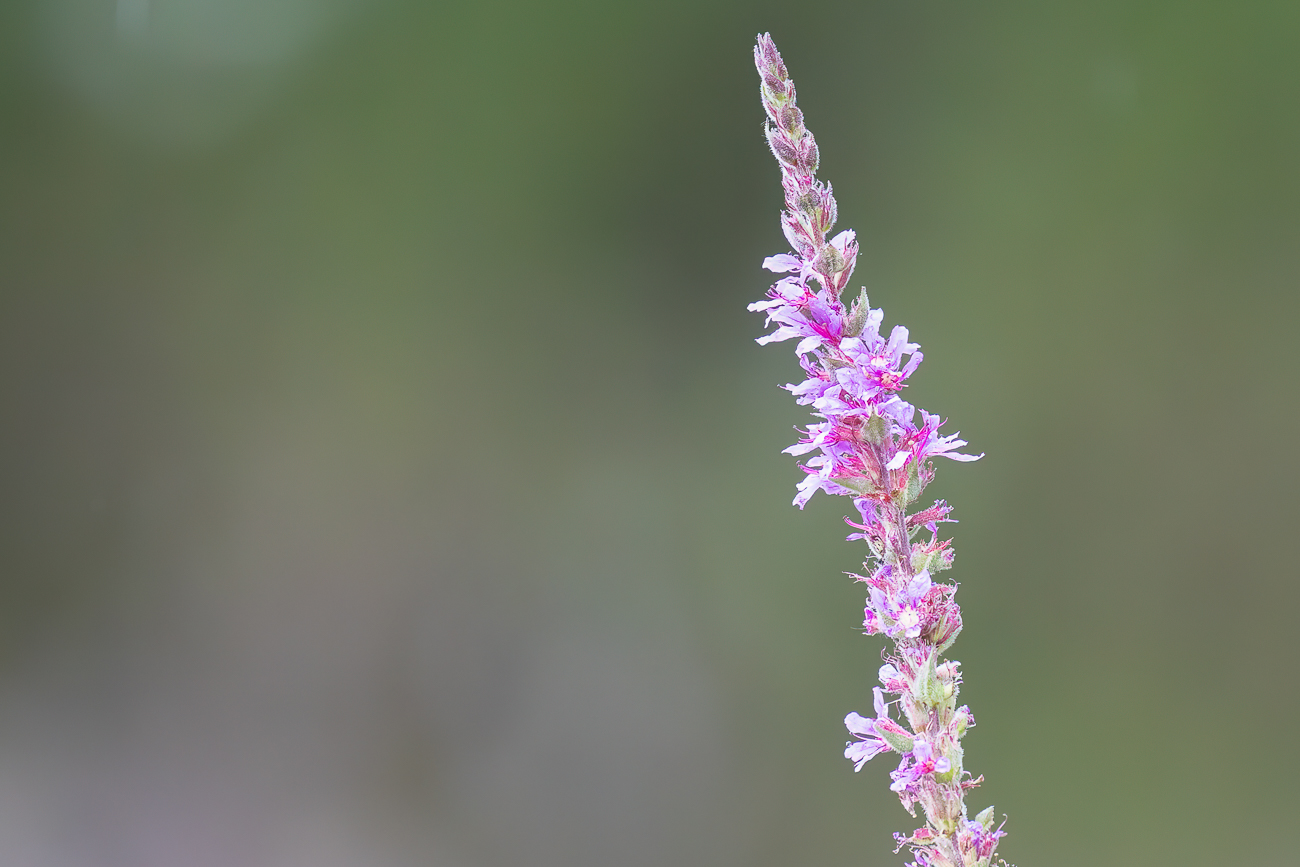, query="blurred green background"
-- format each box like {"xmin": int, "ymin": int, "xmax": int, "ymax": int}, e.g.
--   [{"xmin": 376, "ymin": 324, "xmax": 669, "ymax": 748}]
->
[{"xmin": 1, "ymin": 1, "xmax": 1298, "ymax": 865}]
